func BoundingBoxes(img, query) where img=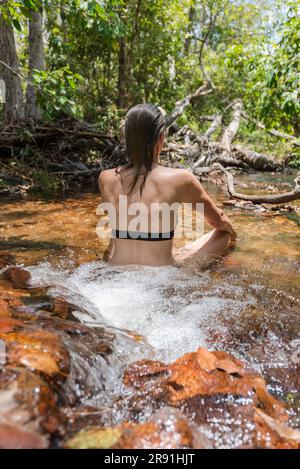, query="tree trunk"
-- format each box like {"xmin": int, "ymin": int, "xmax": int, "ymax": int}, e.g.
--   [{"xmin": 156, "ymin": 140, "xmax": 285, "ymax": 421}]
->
[
  {"xmin": 25, "ymin": 7, "xmax": 45, "ymax": 121},
  {"xmin": 117, "ymin": 37, "xmax": 127, "ymax": 108},
  {"xmin": 0, "ymin": 11, "xmax": 24, "ymax": 123},
  {"xmin": 184, "ymin": 1, "xmax": 196, "ymax": 55}
]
